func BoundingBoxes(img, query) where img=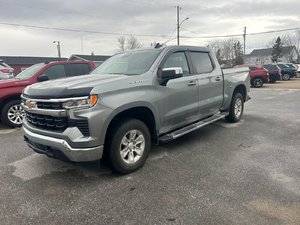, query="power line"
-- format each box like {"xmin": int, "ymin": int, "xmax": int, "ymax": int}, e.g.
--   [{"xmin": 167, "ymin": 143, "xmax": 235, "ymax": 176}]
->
[
  {"xmin": 180, "ymin": 27, "xmax": 300, "ymax": 39},
  {"xmin": 0, "ymin": 22, "xmax": 170, "ymax": 38},
  {"xmin": 247, "ymin": 27, "xmax": 300, "ymax": 36},
  {"xmin": 1, "ymin": 21, "xmax": 299, "ymax": 40}
]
